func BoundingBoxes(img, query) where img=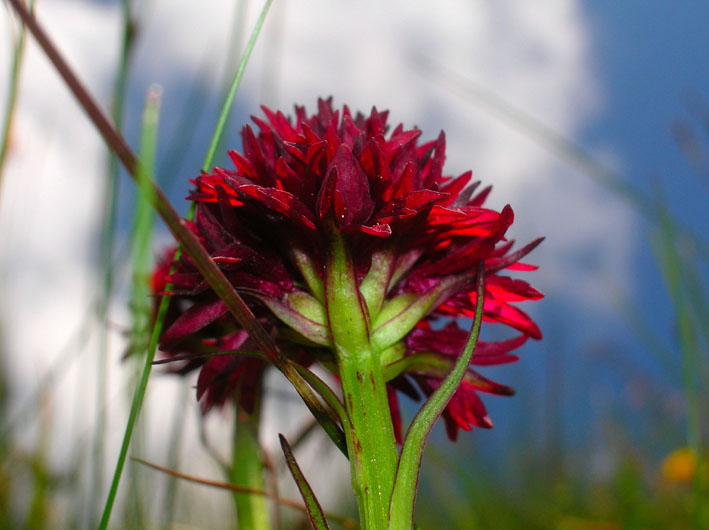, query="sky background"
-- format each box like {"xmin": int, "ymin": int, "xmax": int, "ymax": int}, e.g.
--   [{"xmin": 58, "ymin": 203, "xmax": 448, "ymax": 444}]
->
[{"xmin": 0, "ymin": 0, "xmax": 707, "ymax": 522}]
